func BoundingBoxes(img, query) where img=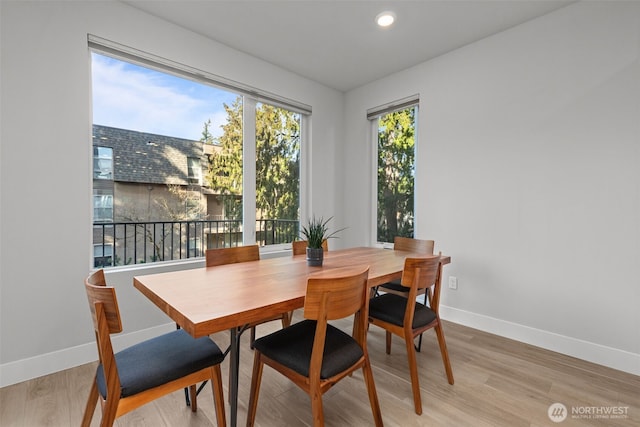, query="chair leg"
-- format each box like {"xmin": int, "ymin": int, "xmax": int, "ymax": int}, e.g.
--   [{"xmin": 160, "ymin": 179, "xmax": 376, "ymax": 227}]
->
[
  {"xmin": 210, "ymin": 365, "xmax": 227, "ymax": 427},
  {"xmin": 310, "ymin": 383, "xmax": 324, "ymax": 427},
  {"xmin": 189, "ymin": 384, "xmax": 197, "ymax": 412},
  {"xmin": 385, "ymin": 331, "xmax": 392, "ymax": 354},
  {"xmin": 100, "ymin": 392, "xmax": 120, "ymax": 427},
  {"xmin": 81, "ymin": 379, "xmax": 99, "ymax": 427},
  {"xmin": 362, "ymin": 357, "xmax": 384, "ymax": 427},
  {"xmin": 434, "ymin": 322, "xmax": 454, "ymax": 385},
  {"xmin": 246, "ymin": 352, "xmax": 264, "ymax": 427},
  {"xmin": 415, "ymin": 293, "xmax": 429, "ymax": 352},
  {"xmin": 405, "ymin": 331, "xmax": 422, "ymax": 415}
]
